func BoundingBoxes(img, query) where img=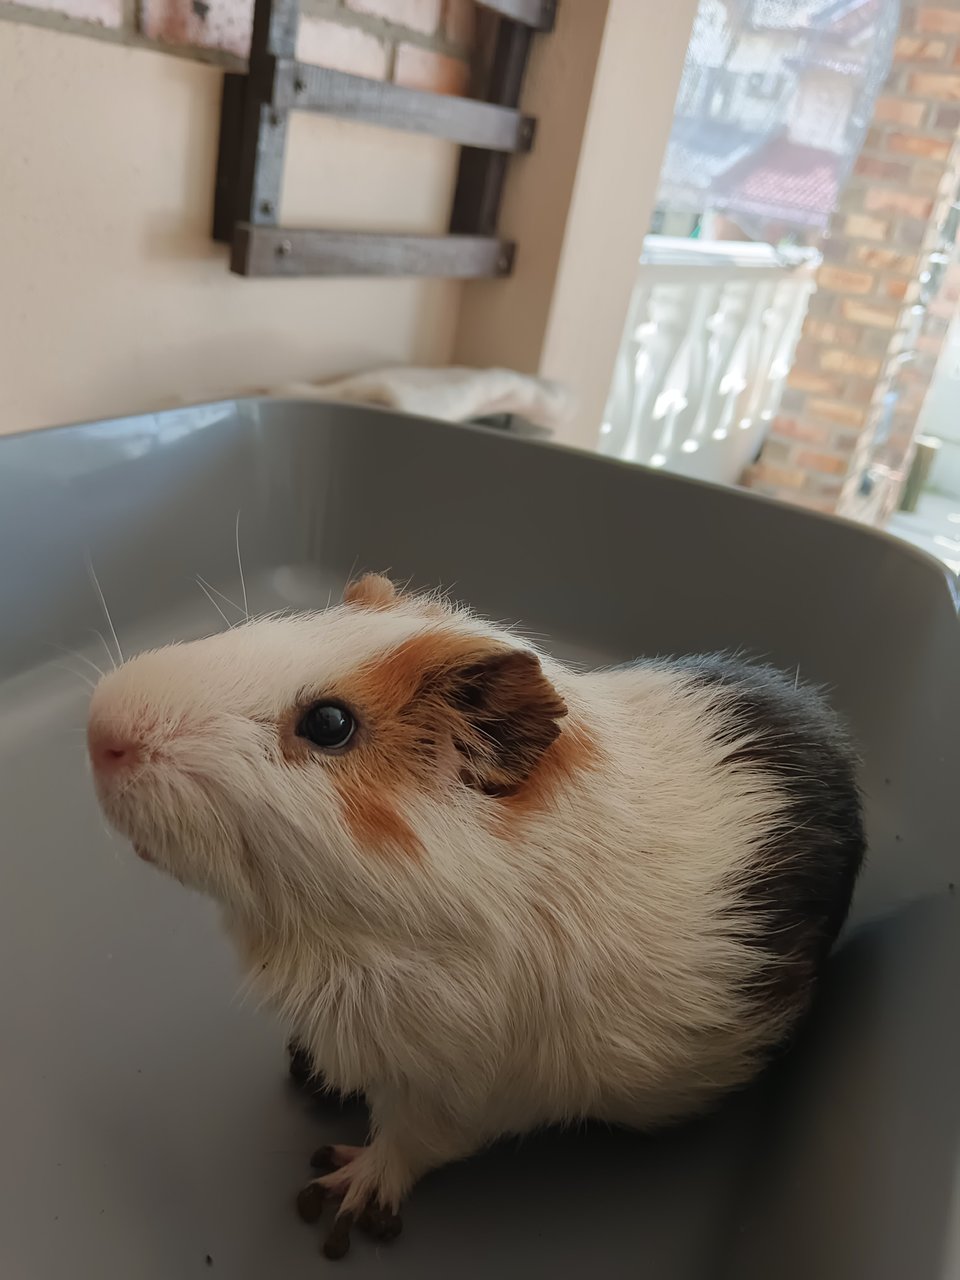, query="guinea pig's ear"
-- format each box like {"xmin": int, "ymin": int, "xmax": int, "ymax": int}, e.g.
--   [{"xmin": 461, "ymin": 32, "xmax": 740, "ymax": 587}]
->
[
  {"xmin": 443, "ymin": 648, "xmax": 567, "ymax": 797},
  {"xmin": 343, "ymin": 573, "xmax": 398, "ymax": 611}
]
